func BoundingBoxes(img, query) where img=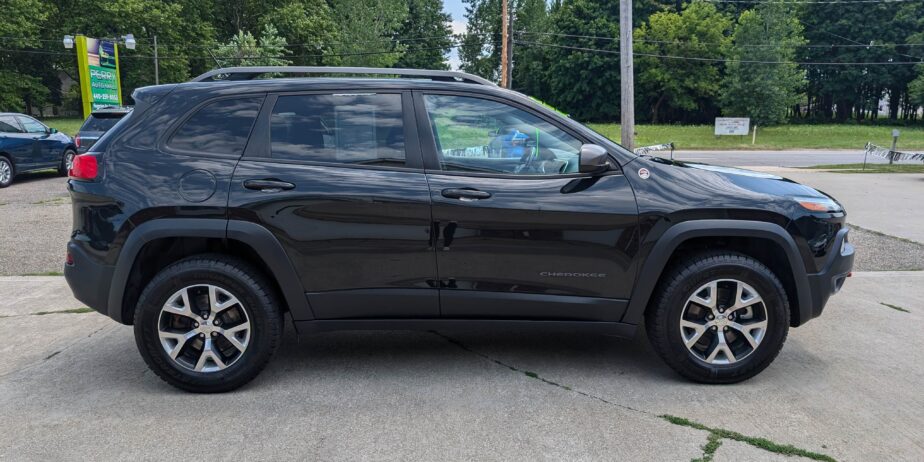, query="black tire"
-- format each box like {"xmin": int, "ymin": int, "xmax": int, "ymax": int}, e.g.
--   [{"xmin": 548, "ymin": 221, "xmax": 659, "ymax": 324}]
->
[
  {"xmin": 58, "ymin": 148, "xmax": 76, "ymax": 176},
  {"xmin": 645, "ymin": 252, "xmax": 790, "ymax": 384},
  {"xmin": 0, "ymin": 156, "xmax": 13, "ymax": 188},
  {"xmin": 134, "ymin": 254, "xmax": 284, "ymax": 393}
]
